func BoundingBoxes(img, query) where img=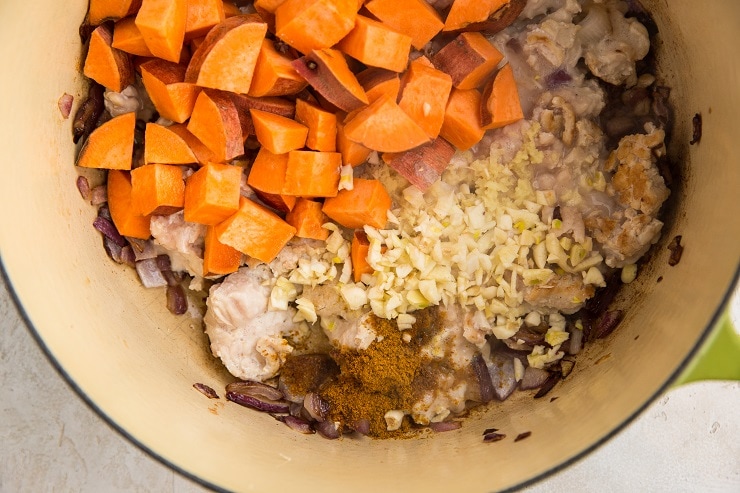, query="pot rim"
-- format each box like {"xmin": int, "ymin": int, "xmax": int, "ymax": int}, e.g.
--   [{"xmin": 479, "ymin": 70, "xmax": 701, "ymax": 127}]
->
[{"xmin": 2, "ymin": 257, "xmax": 738, "ymax": 492}]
